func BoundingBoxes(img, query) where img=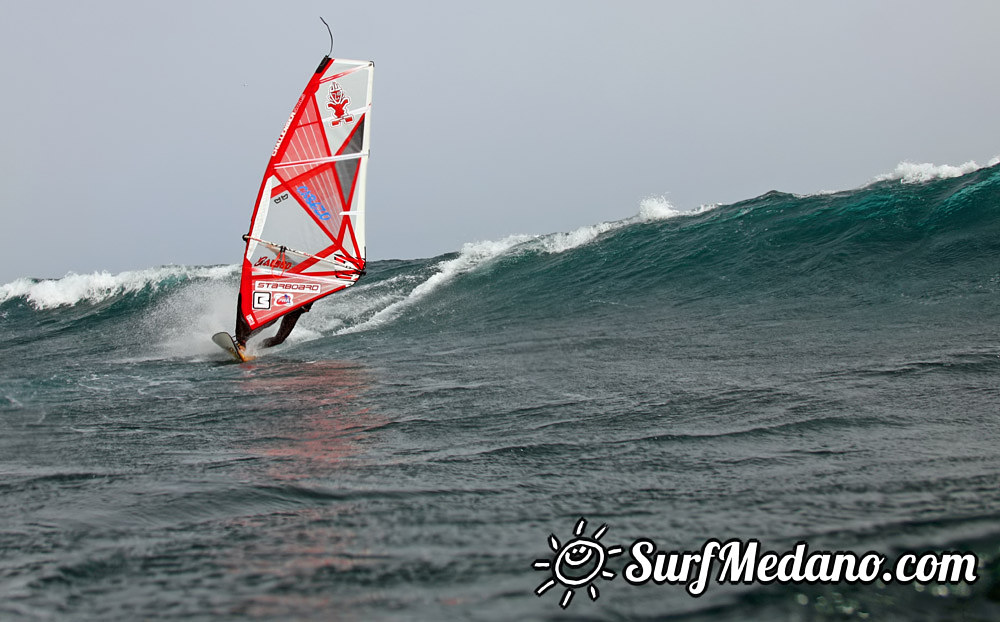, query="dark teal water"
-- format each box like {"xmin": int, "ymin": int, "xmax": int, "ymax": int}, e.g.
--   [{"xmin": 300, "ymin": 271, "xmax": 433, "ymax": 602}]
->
[{"xmin": 2, "ymin": 164, "xmax": 1000, "ymax": 620}]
